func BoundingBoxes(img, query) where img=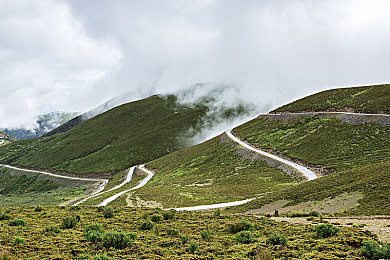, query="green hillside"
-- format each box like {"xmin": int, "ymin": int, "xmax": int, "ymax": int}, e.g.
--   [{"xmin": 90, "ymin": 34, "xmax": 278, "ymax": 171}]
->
[
  {"xmin": 0, "ymin": 129, "xmax": 16, "ymax": 146},
  {"xmin": 229, "ymin": 113, "xmax": 390, "ymax": 215},
  {"xmin": 273, "ymin": 84, "xmax": 390, "ymax": 113},
  {"xmin": 130, "ymin": 136, "xmax": 296, "ymax": 208},
  {"xmin": 0, "ymin": 95, "xmax": 248, "ymax": 176}
]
